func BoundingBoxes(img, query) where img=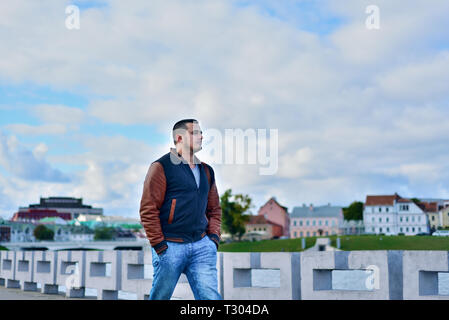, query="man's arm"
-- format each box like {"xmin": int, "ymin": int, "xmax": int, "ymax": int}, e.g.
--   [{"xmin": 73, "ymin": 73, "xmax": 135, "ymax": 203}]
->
[
  {"xmin": 205, "ymin": 166, "xmax": 222, "ymax": 248},
  {"xmin": 139, "ymin": 162, "xmax": 167, "ymax": 254}
]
